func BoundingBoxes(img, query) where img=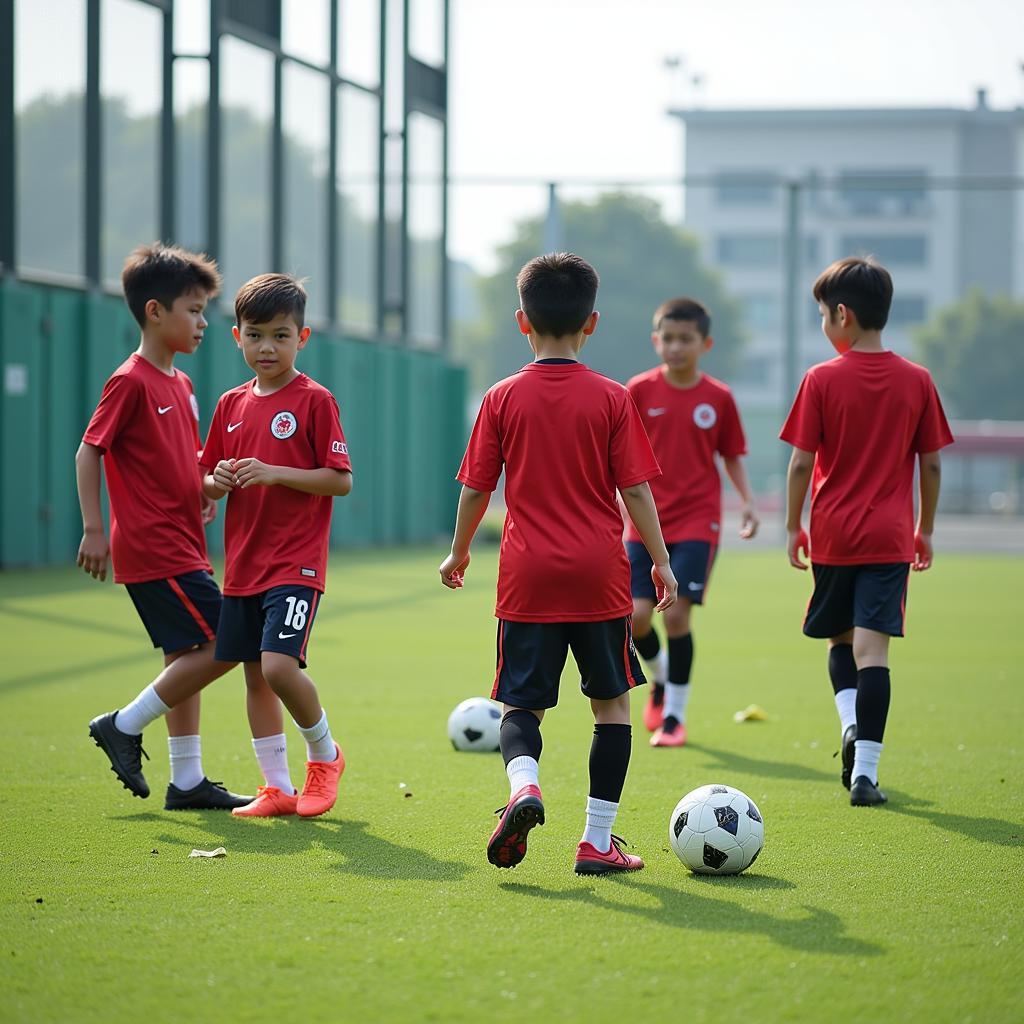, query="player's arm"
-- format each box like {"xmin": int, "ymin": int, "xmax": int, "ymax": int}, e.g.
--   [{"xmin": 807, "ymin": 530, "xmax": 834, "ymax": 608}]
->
[
  {"xmin": 620, "ymin": 482, "xmax": 678, "ymax": 610},
  {"xmin": 914, "ymin": 450, "xmax": 942, "ymax": 571},
  {"xmin": 75, "ymin": 442, "xmax": 110, "ymax": 581},
  {"xmin": 785, "ymin": 447, "xmax": 814, "ymax": 570},
  {"xmin": 722, "ymin": 455, "xmax": 760, "ymax": 539},
  {"xmin": 439, "ymin": 485, "xmax": 491, "ymax": 589},
  {"xmin": 230, "ymin": 461, "xmax": 352, "ymax": 496}
]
